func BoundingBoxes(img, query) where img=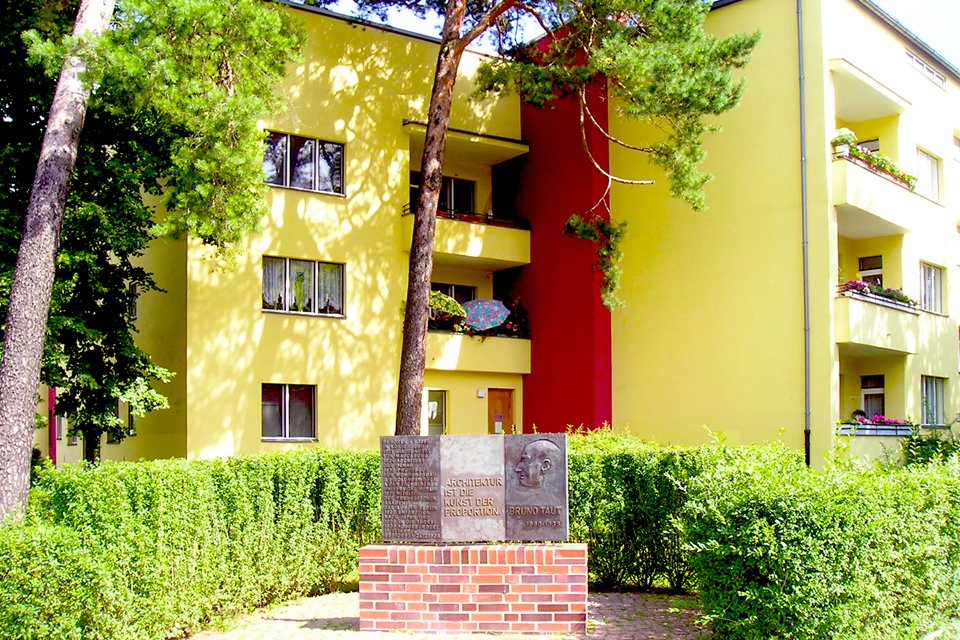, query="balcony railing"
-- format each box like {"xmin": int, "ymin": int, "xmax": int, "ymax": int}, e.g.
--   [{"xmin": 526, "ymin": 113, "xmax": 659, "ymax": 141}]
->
[
  {"xmin": 402, "ymin": 203, "xmax": 530, "ymax": 230},
  {"xmin": 837, "ymin": 153, "xmax": 914, "ymax": 191},
  {"xmin": 836, "ymin": 423, "xmax": 914, "ymax": 437},
  {"xmin": 836, "ymin": 286, "xmax": 919, "ymax": 313}
]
